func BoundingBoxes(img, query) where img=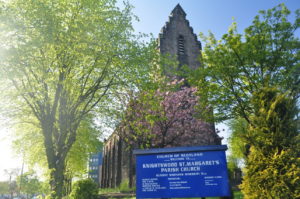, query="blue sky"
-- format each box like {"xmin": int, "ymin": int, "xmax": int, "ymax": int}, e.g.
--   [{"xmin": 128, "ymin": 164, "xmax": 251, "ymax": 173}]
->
[{"xmin": 127, "ymin": 0, "xmax": 299, "ymax": 40}]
